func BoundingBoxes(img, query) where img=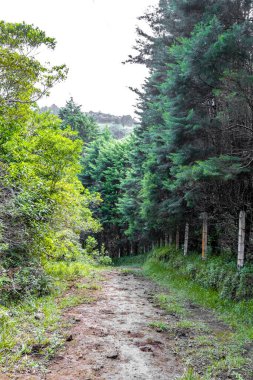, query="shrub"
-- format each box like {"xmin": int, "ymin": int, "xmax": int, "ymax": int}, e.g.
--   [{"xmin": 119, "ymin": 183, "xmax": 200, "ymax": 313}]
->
[
  {"xmin": 0, "ymin": 265, "xmax": 53, "ymax": 304},
  {"xmin": 97, "ymin": 255, "xmax": 112, "ymax": 266},
  {"xmin": 152, "ymin": 246, "xmax": 253, "ymax": 301}
]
